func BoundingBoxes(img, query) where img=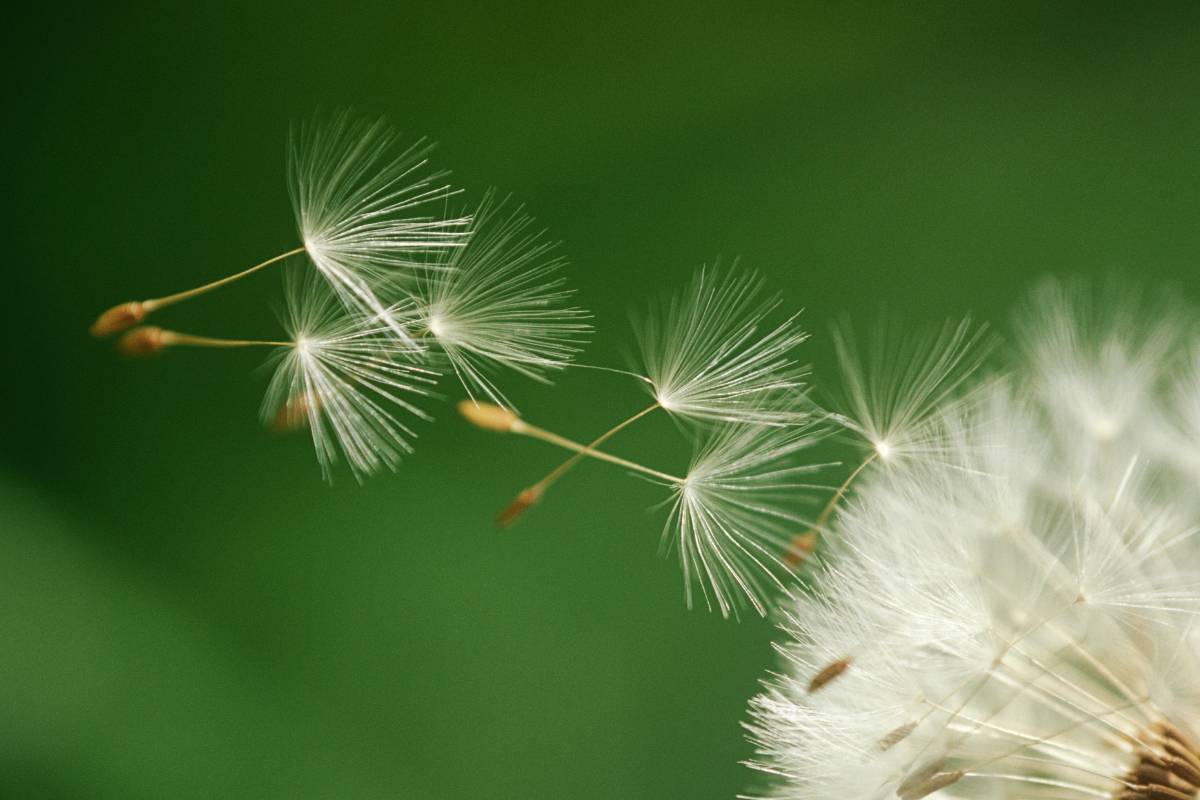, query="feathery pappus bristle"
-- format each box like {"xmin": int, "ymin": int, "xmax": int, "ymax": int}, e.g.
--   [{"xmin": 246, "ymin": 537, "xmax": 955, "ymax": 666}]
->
[
  {"xmin": 289, "ymin": 110, "xmax": 472, "ymax": 343},
  {"xmin": 663, "ymin": 416, "xmax": 825, "ymax": 618},
  {"xmin": 631, "ymin": 263, "xmax": 811, "ymax": 426},
  {"xmin": 414, "ymin": 190, "xmax": 592, "ymax": 407},
  {"xmin": 262, "ymin": 265, "xmax": 437, "ymax": 482},
  {"xmin": 828, "ymin": 314, "xmax": 993, "ymax": 465}
]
